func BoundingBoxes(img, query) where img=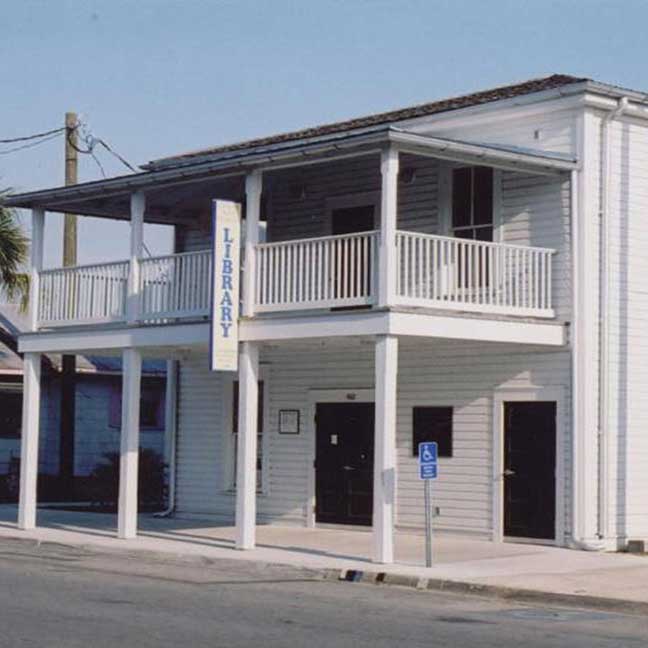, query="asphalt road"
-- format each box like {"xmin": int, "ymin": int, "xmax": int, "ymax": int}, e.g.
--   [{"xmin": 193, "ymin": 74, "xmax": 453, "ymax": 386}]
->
[{"xmin": 0, "ymin": 539, "xmax": 647, "ymax": 647}]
